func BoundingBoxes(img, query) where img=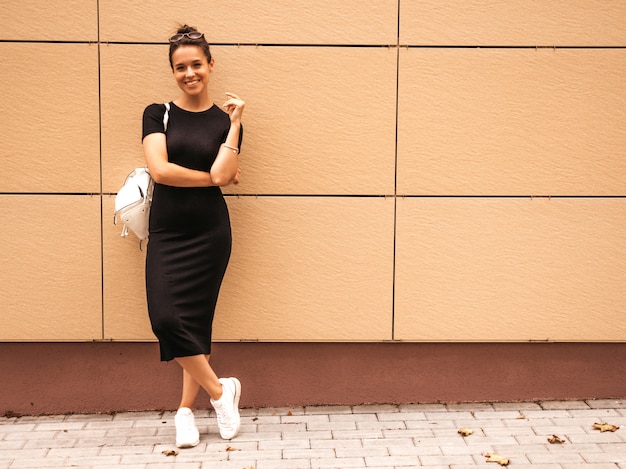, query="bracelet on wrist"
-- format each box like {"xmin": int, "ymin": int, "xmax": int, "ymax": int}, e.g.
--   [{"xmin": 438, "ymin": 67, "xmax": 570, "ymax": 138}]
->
[{"xmin": 221, "ymin": 144, "xmax": 239, "ymax": 154}]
